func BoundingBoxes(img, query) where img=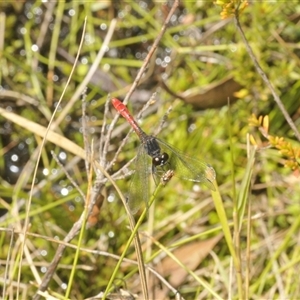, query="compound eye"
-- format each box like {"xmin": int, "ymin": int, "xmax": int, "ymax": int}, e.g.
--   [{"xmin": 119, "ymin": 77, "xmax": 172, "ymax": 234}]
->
[
  {"xmin": 152, "ymin": 156, "xmax": 162, "ymax": 166},
  {"xmin": 161, "ymin": 153, "xmax": 169, "ymax": 164},
  {"xmin": 152, "ymin": 153, "xmax": 169, "ymax": 166}
]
